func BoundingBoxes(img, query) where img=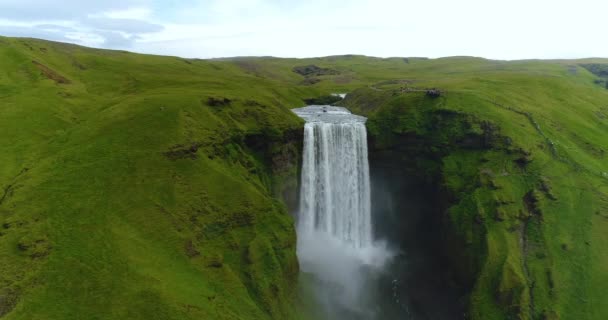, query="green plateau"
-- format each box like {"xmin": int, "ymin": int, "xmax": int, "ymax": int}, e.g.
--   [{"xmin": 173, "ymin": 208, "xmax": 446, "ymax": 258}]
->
[{"xmin": 0, "ymin": 36, "xmax": 607, "ymax": 319}]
